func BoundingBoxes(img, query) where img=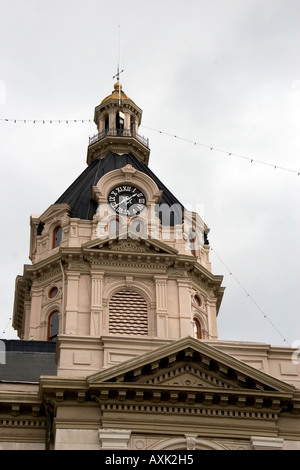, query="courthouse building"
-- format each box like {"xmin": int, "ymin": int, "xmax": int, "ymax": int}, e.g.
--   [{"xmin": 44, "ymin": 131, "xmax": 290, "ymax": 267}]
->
[{"xmin": 0, "ymin": 81, "xmax": 299, "ymax": 450}]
